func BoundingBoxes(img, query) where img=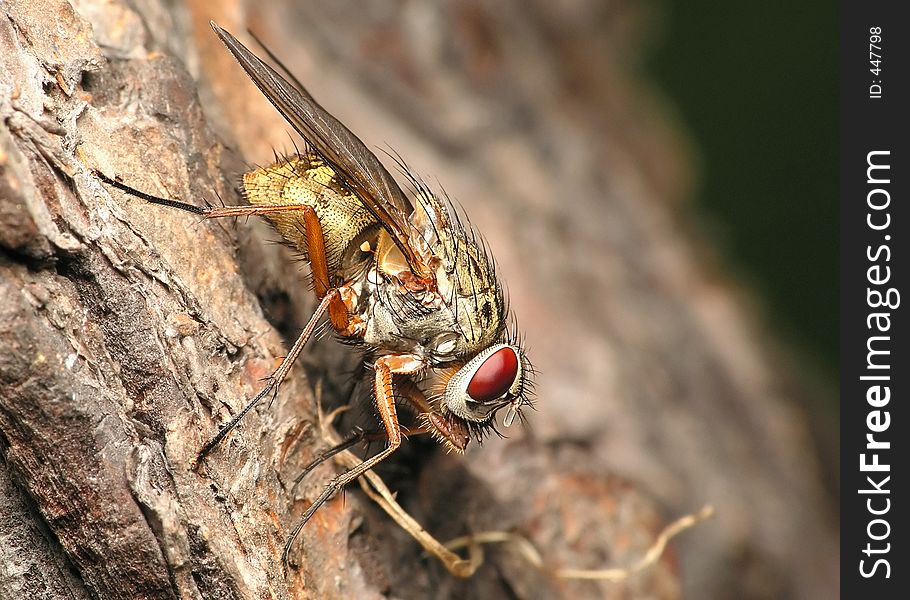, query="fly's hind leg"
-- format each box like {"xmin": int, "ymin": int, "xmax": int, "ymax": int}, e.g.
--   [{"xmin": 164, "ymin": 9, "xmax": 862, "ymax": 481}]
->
[
  {"xmin": 94, "ymin": 170, "xmax": 350, "ymax": 461},
  {"xmin": 93, "ymin": 169, "xmax": 348, "ymax": 329}
]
